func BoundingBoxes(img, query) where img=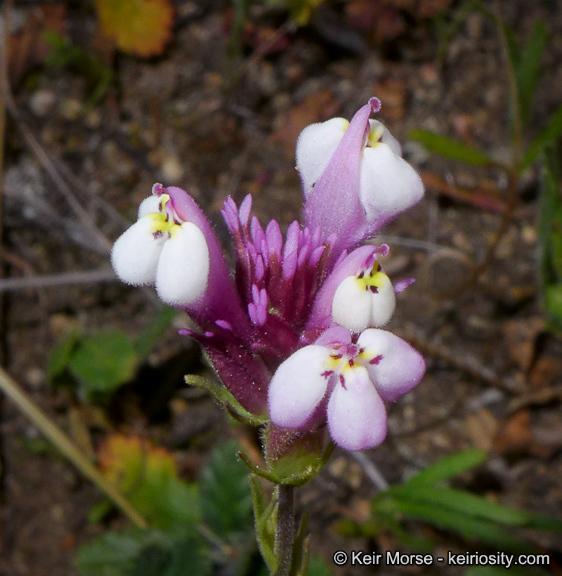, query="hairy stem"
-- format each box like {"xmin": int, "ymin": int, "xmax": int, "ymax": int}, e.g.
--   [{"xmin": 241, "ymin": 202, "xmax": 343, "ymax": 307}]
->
[{"xmin": 274, "ymin": 484, "xmax": 295, "ymax": 576}]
